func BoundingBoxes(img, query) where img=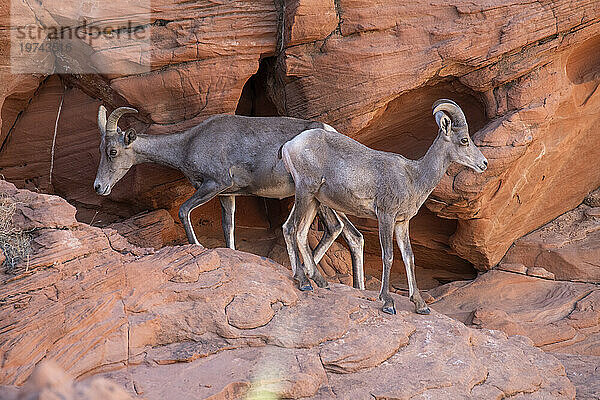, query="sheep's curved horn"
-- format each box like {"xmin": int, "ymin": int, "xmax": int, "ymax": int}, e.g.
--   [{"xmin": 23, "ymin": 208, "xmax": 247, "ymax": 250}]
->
[
  {"xmin": 432, "ymin": 99, "xmax": 467, "ymax": 127},
  {"xmin": 98, "ymin": 105, "xmax": 107, "ymax": 137},
  {"xmin": 106, "ymin": 107, "xmax": 138, "ymax": 135}
]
